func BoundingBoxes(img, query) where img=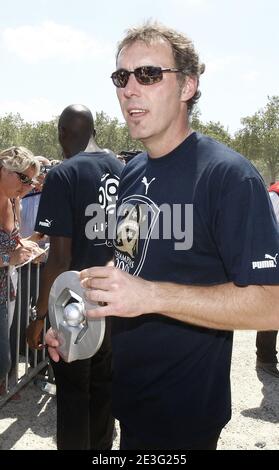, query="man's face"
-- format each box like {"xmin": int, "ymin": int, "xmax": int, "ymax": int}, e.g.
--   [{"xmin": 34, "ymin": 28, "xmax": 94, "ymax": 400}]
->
[{"xmin": 115, "ymin": 40, "xmax": 189, "ymax": 154}]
